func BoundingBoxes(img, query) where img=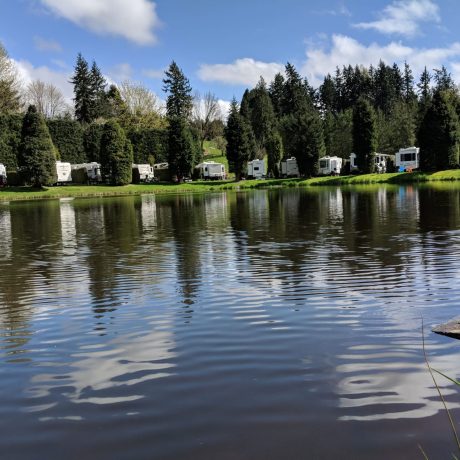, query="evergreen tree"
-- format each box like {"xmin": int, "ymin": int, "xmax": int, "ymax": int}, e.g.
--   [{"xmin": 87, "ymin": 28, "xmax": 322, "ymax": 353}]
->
[
  {"xmin": 168, "ymin": 117, "xmax": 199, "ymax": 180},
  {"xmin": 282, "ymin": 62, "xmax": 311, "ymax": 115},
  {"xmin": 18, "ymin": 105, "xmax": 57, "ymax": 187},
  {"xmin": 225, "ymin": 99, "xmax": 255, "ymax": 181},
  {"xmin": 89, "ymin": 61, "xmax": 108, "ymax": 119},
  {"xmin": 71, "ymin": 53, "xmax": 93, "ymax": 124},
  {"xmin": 319, "ymin": 74, "xmax": 337, "ymax": 114},
  {"xmin": 163, "ymin": 61, "xmax": 196, "ymax": 180},
  {"xmin": 163, "ymin": 61, "xmax": 193, "ymax": 120},
  {"xmin": 418, "ymin": 90, "xmax": 459, "ymax": 171},
  {"xmin": 266, "ymin": 131, "xmax": 283, "ymax": 178},
  {"xmin": 100, "ymin": 120, "xmax": 133, "ymax": 185},
  {"xmin": 269, "ymin": 73, "xmax": 285, "ymax": 117},
  {"xmin": 433, "ymin": 66, "xmax": 455, "ymax": 93},
  {"xmin": 282, "ymin": 111, "xmax": 324, "ymax": 177},
  {"xmin": 352, "ymin": 98, "xmax": 377, "ymax": 173},
  {"xmin": 403, "ymin": 61, "xmax": 416, "ymax": 103},
  {"xmin": 84, "ymin": 122, "xmax": 104, "ymax": 162},
  {"xmin": 417, "ymin": 67, "xmax": 432, "ymax": 104}
]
